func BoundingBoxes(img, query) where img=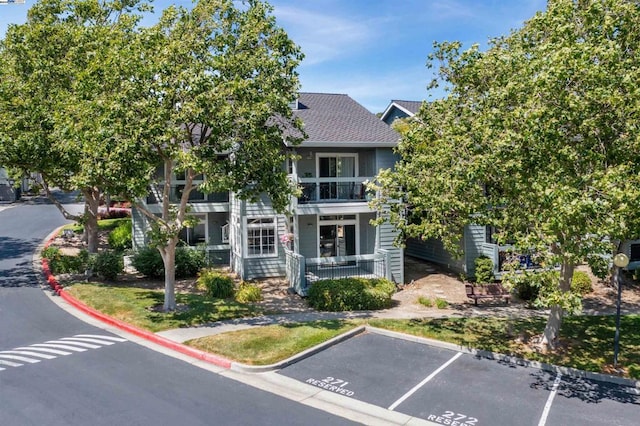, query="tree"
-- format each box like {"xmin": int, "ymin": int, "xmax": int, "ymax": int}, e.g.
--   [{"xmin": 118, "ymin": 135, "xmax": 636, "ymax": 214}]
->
[
  {"xmin": 372, "ymin": 0, "xmax": 640, "ymax": 348},
  {"xmin": 127, "ymin": 0, "xmax": 304, "ymax": 311},
  {"xmin": 0, "ymin": 0, "xmax": 155, "ymax": 252}
]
